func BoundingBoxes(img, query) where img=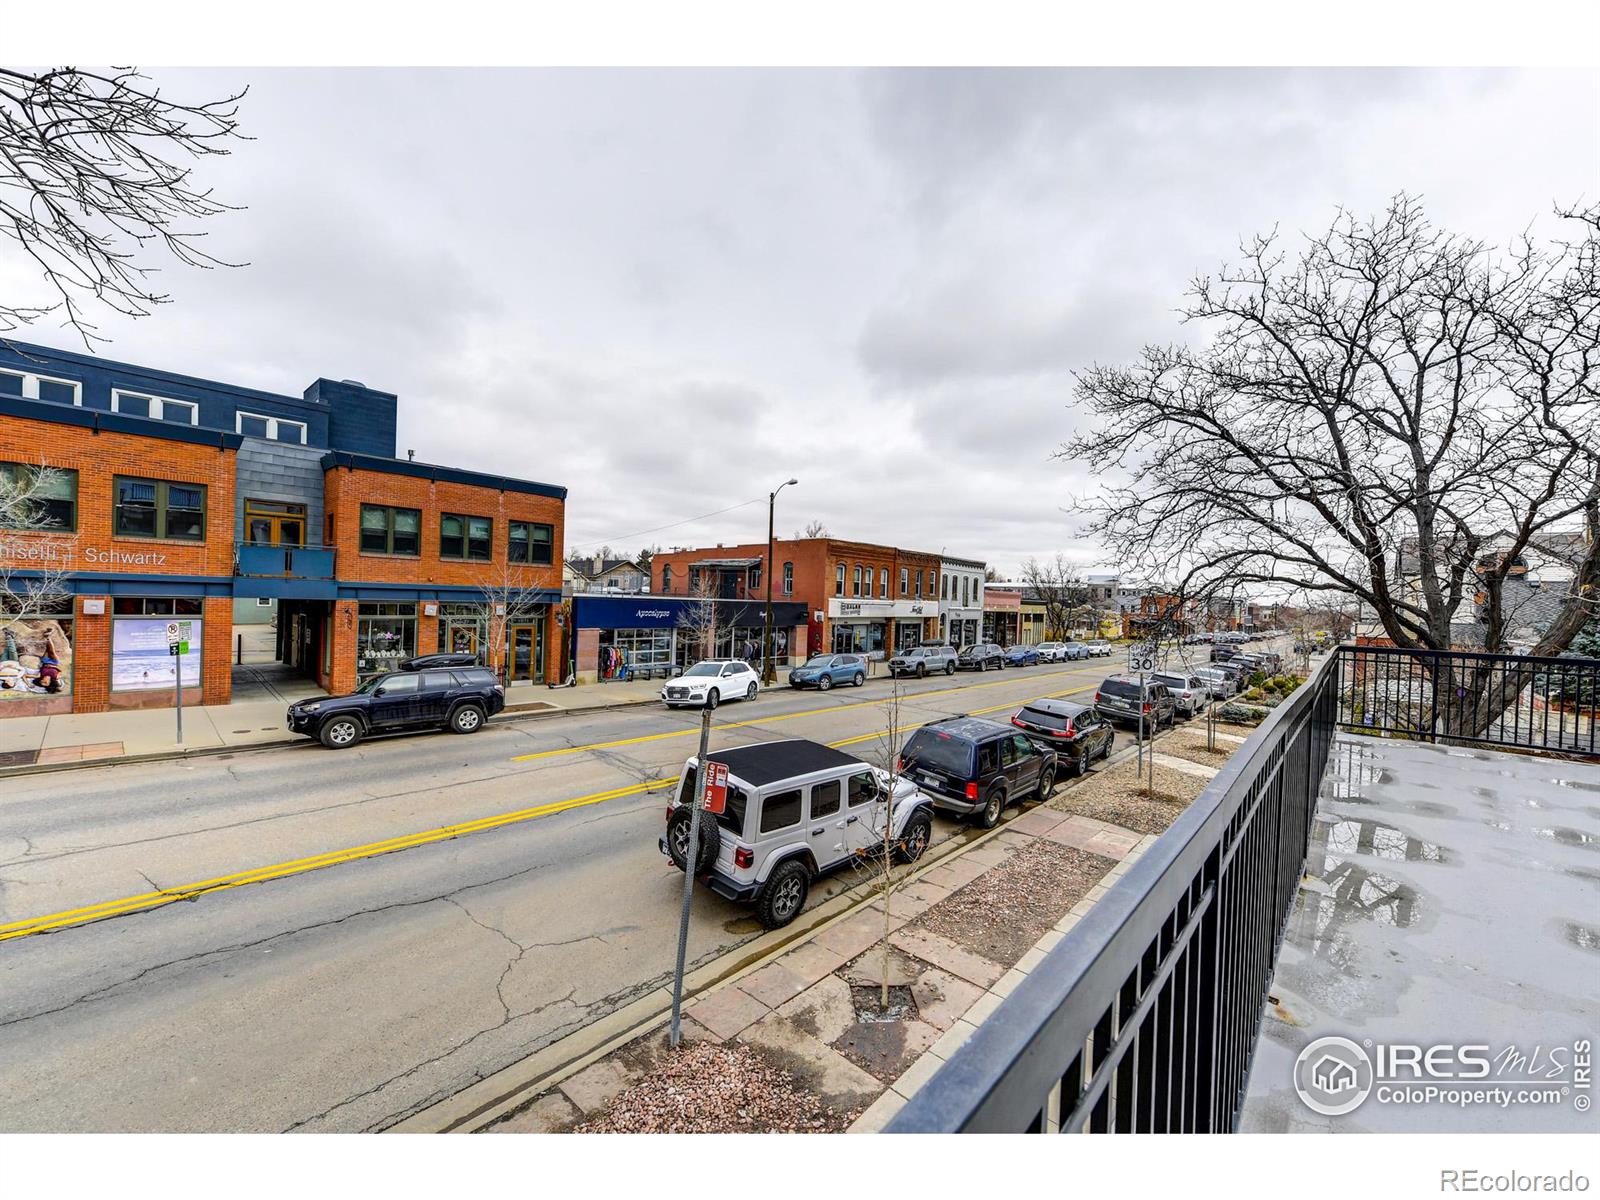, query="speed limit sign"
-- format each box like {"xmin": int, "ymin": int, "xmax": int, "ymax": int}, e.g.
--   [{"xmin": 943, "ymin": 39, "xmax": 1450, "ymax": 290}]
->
[{"xmin": 1127, "ymin": 644, "xmax": 1157, "ymax": 672}]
